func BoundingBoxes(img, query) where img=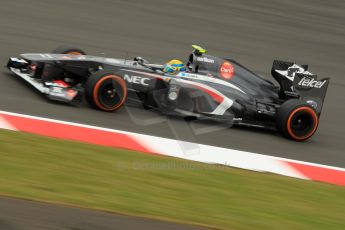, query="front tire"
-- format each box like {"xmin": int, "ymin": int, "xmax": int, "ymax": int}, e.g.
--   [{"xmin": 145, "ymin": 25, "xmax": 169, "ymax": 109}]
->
[
  {"xmin": 52, "ymin": 45, "xmax": 86, "ymax": 55},
  {"xmin": 276, "ymin": 99, "xmax": 319, "ymax": 141},
  {"xmin": 85, "ymin": 70, "xmax": 127, "ymax": 112},
  {"xmin": 41, "ymin": 46, "xmax": 87, "ymax": 82}
]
